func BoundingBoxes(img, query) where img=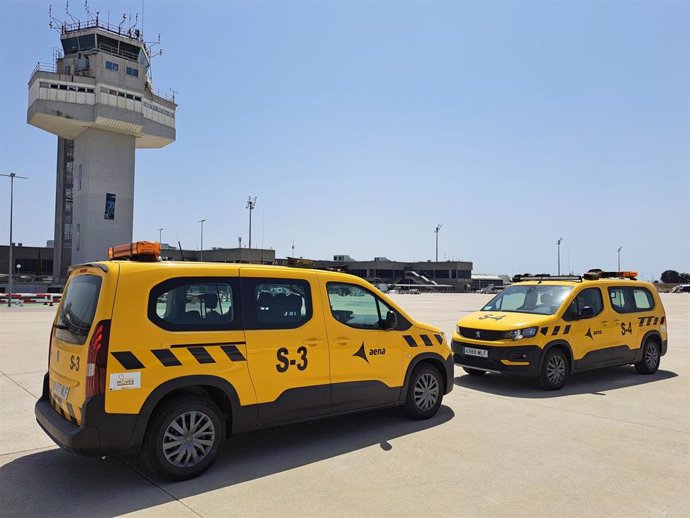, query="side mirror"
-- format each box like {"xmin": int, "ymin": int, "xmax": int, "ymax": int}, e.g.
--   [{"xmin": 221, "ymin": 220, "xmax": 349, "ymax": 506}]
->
[
  {"xmin": 384, "ymin": 310, "xmax": 398, "ymax": 330},
  {"xmin": 578, "ymin": 306, "xmax": 594, "ymax": 319}
]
